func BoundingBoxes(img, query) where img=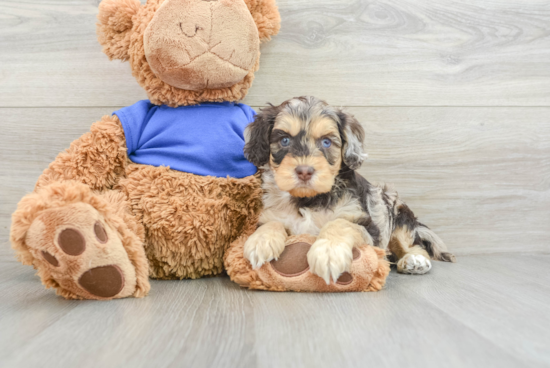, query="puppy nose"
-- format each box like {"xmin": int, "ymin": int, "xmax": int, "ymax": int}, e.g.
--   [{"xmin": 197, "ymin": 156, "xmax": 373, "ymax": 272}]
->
[{"xmin": 295, "ymin": 166, "xmax": 315, "ymax": 182}]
